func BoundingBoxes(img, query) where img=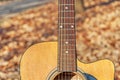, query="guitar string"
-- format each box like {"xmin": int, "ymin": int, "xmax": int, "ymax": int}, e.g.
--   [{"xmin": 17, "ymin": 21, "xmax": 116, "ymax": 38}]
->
[
  {"xmin": 58, "ymin": 0, "xmax": 61, "ymax": 79},
  {"xmin": 68, "ymin": 0, "xmax": 70, "ymax": 79},
  {"xmin": 61, "ymin": 0, "xmax": 63, "ymax": 79},
  {"xmin": 68, "ymin": 0, "xmax": 71, "ymax": 79},
  {"xmin": 74, "ymin": 0, "xmax": 78, "ymax": 79},
  {"xmin": 59, "ymin": 0, "xmax": 63, "ymax": 79},
  {"xmin": 62, "ymin": 0, "xmax": 64, "ymax": 79},
  {"xmin": 73, "ymin": 0, "xmax": 77, "ymax": 79},
  {"xmin": 73, "ymin": 0, "xmax": 75, "ymax": 79},
  {"xmin": 74, "ymin": 0, "xmax": 77, "ymax": 79},
  {"xmin": 69, "ymin": 0, "xmax": 71, "ymax": 79},
  {"xmin": 65, "ymin": 0, "xmax": 67, "ymax": 80},
  {"xmin": 61, "ymin": 3, "xmax": 62, "ymax": 80},
  {"xmin": 65, "ymin": 0, "xmax": 70, "ymax": 79},
  {"xmin": 58, "ymin": 0, "xmax": 59, "ymax": 79},
  {"xmin": 61, "ymin": 0, "xmax": 63, "ymax": 80},
  {"xmin": 72, "ymin": 0, "xmax": 76, "ymax": 79},
  {"xmin": 70, "ymin": 0, "xmax": 72, "ymax": 79},
  {"xmin": 71, "ymin": 0, "xmax": 73, "ymax": 78},
  {"xmin": 64, "ymin": 0, "xmax": 66, "ymax": 79},
  {"xmin": 68, "ymin": 0, "xmax": 69, "ymax": 79}
]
